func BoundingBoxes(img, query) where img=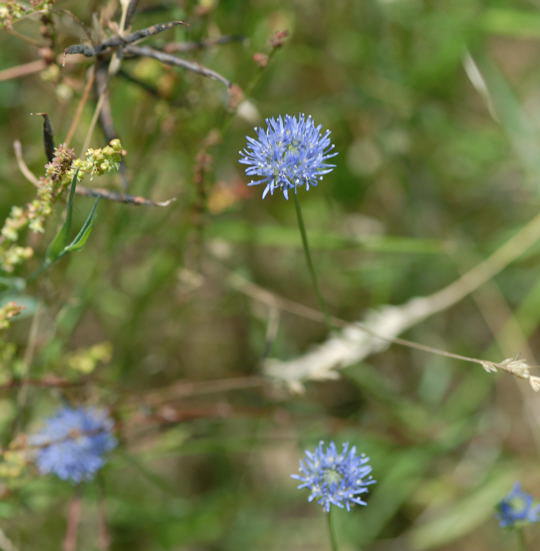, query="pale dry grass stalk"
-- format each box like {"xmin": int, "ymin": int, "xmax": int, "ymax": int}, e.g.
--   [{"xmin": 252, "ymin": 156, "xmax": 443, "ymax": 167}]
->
[
  {"xmin": 127, "ymin": 376, "xmax": 266, "ymax": 410},
  {"xmin": 0, "ymin": 60, "xmax": 46, "ymax": 81},
  {"xmin": 13, "ymin": 141, "xmax": 39, "ymax": 186},
  {"xmin": 65, "ymin": 67, "xmax": 96, "ymax": 147},
  {"xmin": 81, "ymin": 92, "xmax": 107, "ymax": 154},
  {"xmin": 224, "ymin": 210, "xmax": 540, "ymax": 391},
  {"xmin": 0, "ymin": 527, "xmax": 18, "ymax": 551},
  {"xmin": 460, "ymin": 257, "xmax": 540, "ymax": 449}
]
